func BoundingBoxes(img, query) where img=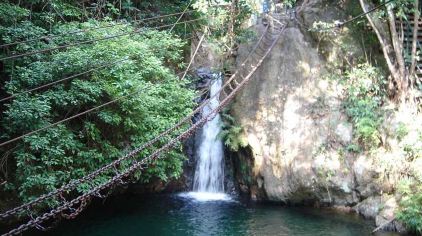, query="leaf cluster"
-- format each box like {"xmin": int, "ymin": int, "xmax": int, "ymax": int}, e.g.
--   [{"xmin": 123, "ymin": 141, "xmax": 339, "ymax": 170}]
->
[
  {"xmin": 218, "ymin": 111, "xmax": 247, "ymax": 152},
  {"xmin": 0, "ymin": 9, "xmax": 195, "ymax": 203},
  {"xmin": 397, "ymin": 180, "xmax": 422, "ymax": 234},
  {"xmin": 343, "ymin": 63, "xmax": 386, "ymax": 151}
]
